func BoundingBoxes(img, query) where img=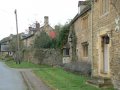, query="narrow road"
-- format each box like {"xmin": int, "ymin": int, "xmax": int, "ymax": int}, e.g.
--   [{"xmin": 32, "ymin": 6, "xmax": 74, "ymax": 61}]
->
[{"xmin": 0, "ymin": 62, "xmax": 26, "ymax": 90}]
